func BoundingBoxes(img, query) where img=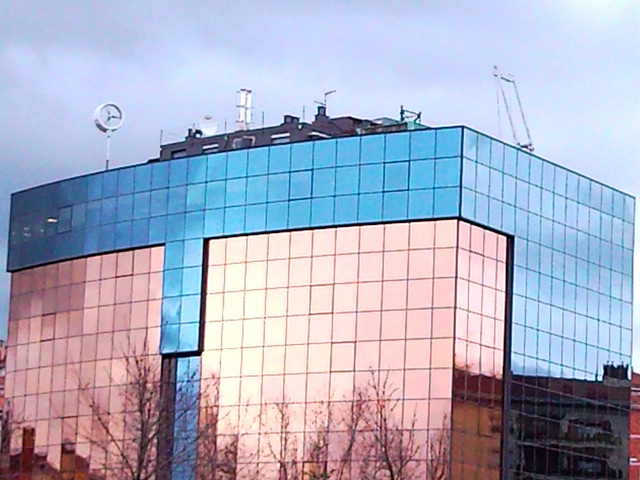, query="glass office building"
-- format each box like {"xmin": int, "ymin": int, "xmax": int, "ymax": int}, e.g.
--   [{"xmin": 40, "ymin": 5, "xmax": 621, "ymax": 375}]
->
[{"xmin": 3, "ymin": 124, "xmax": 634, "ymax": 479}]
